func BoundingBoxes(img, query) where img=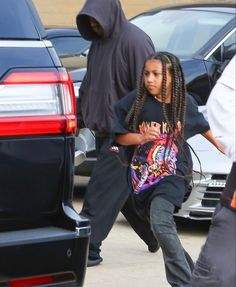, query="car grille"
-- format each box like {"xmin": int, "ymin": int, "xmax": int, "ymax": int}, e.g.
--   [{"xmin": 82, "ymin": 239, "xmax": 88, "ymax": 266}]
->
[{"xmin": 201, "ymin": 174, "xmax": 227, "ymax": 208}]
